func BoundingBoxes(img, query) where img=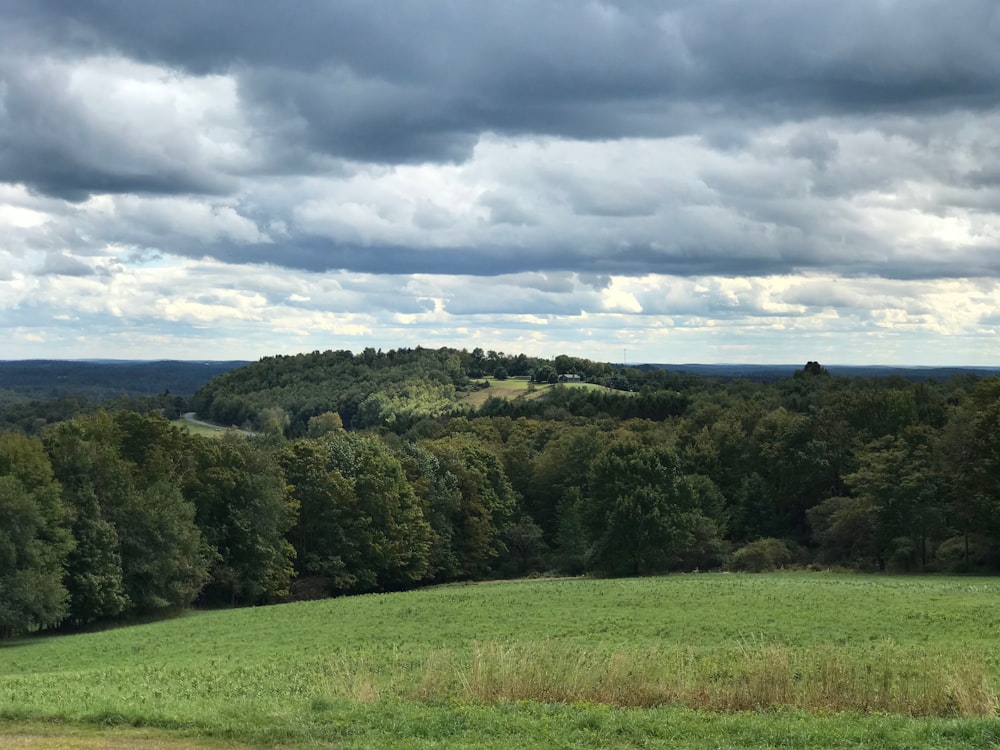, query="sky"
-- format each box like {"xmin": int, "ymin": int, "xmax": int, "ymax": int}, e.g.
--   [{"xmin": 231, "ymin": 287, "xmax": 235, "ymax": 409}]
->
[{"xmin": 1, "ymin": 1, "xmax": 998, "ymax": 366}]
